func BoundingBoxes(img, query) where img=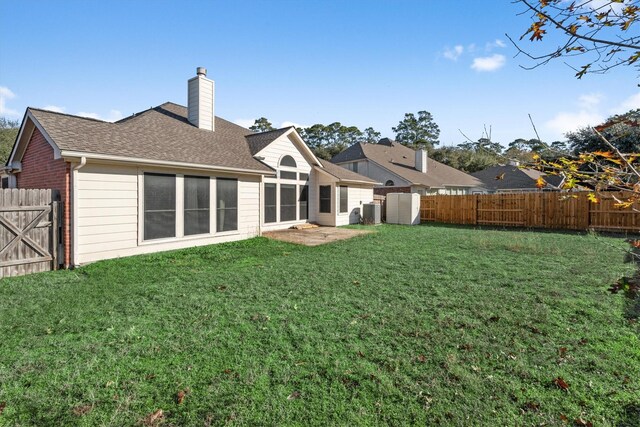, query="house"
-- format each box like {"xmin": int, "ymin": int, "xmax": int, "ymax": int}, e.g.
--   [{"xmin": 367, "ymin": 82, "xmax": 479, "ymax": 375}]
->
[
  {"xmin": 471, "ymin": 162, "xmax": 564, "ymax": 193},
  {"xmin": 4, "ymin": 67, "xmax": 378, "ymax": 267},
  {"xmin": 330, "ymin": 138, "xmax": 482, "ymax": 195}
]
